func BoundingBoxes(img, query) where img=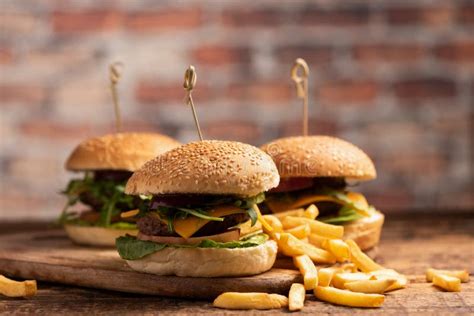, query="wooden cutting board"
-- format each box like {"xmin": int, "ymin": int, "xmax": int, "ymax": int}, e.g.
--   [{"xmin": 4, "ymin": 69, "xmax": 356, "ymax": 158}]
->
[{"xmin": 0, "ymin": 230, "xmax": 302, "ymax": 299}]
